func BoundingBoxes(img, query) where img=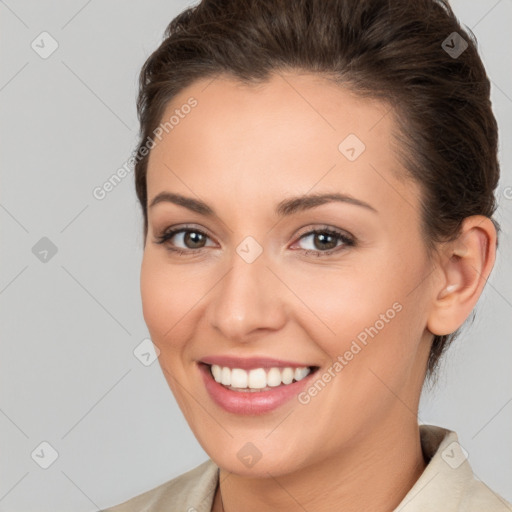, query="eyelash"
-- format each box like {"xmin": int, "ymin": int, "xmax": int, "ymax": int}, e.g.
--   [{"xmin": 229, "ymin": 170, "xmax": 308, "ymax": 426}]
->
[{"xmin": 154, "ymin": 225, "xmax": 356, "ymax": 258}]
